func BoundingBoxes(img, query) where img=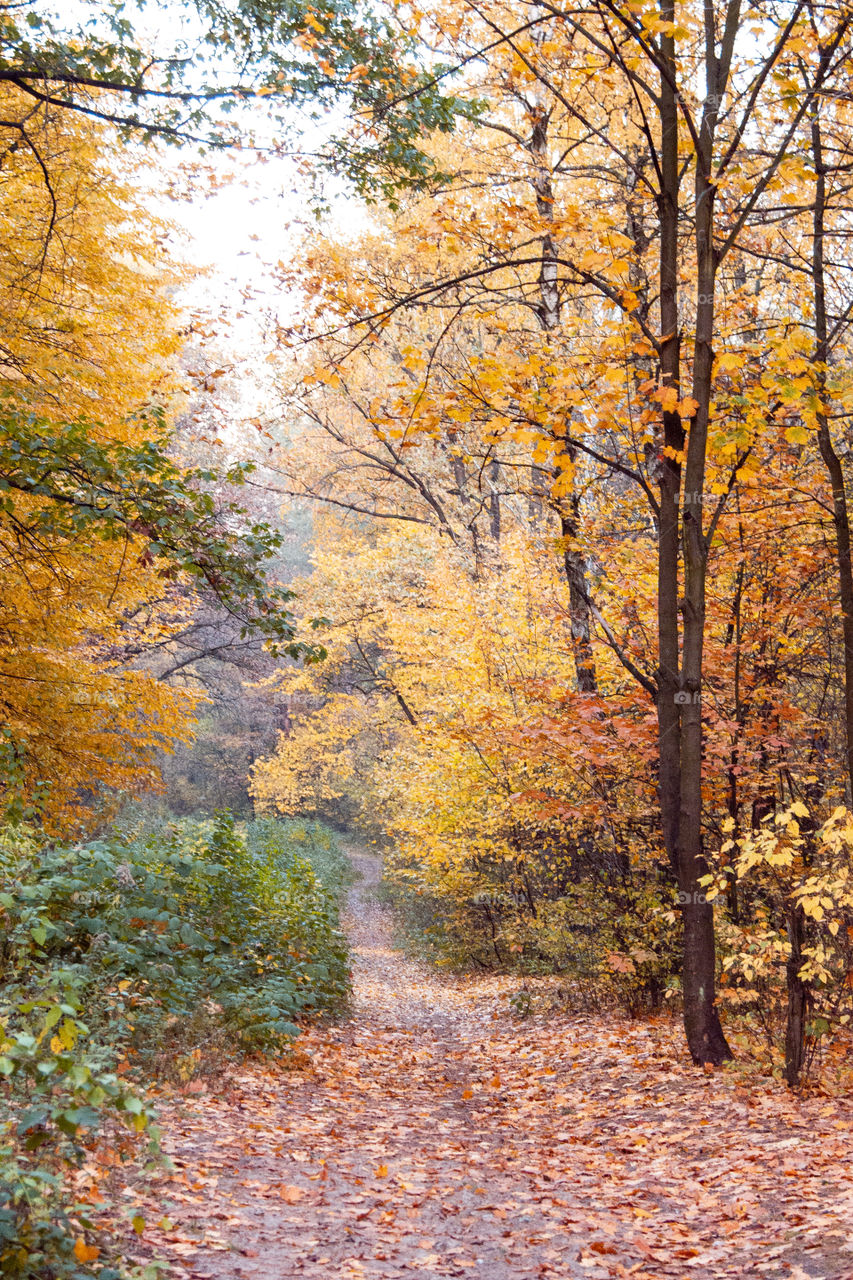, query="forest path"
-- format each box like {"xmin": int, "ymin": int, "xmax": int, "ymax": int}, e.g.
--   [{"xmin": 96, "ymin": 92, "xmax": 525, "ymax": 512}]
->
[{"xmin": 137, "ymin": 843, "xmax": 853, "ymax": 1280}]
